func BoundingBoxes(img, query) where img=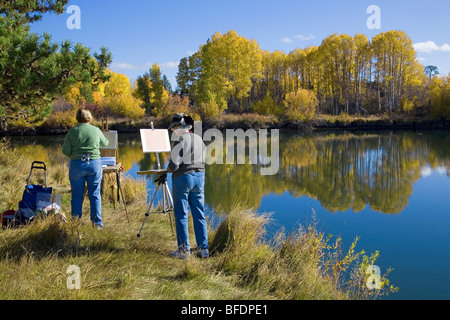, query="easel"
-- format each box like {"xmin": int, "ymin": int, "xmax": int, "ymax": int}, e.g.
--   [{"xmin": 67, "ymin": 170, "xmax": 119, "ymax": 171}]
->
[
  {"xmin": 100, "ymin": 118, "xmax": 130, "ymax": 224},
  {"xmin": 136, "ymin": 123, "xmax": 174, "ymax": 240}
]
